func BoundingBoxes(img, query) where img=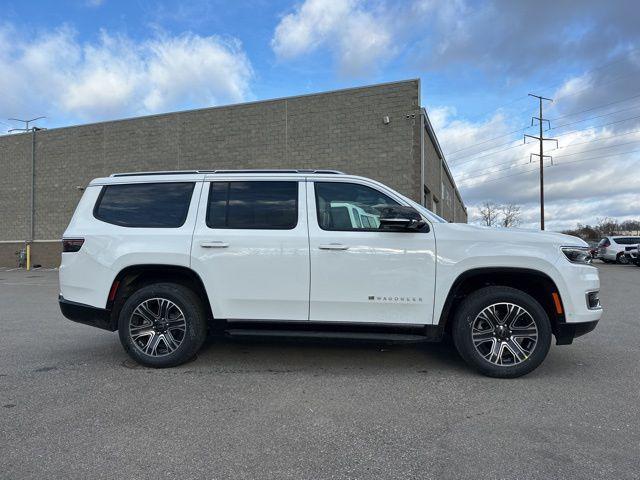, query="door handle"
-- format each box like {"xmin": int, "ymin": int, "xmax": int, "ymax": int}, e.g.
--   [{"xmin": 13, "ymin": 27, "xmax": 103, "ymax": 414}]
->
[
  {"xmin": 318, "ymin": 243, "xmax": 349, "ymax": 250},
  {"xmin": 200, "ymin": 241, "xmax": 230, "ymax": 248}
]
